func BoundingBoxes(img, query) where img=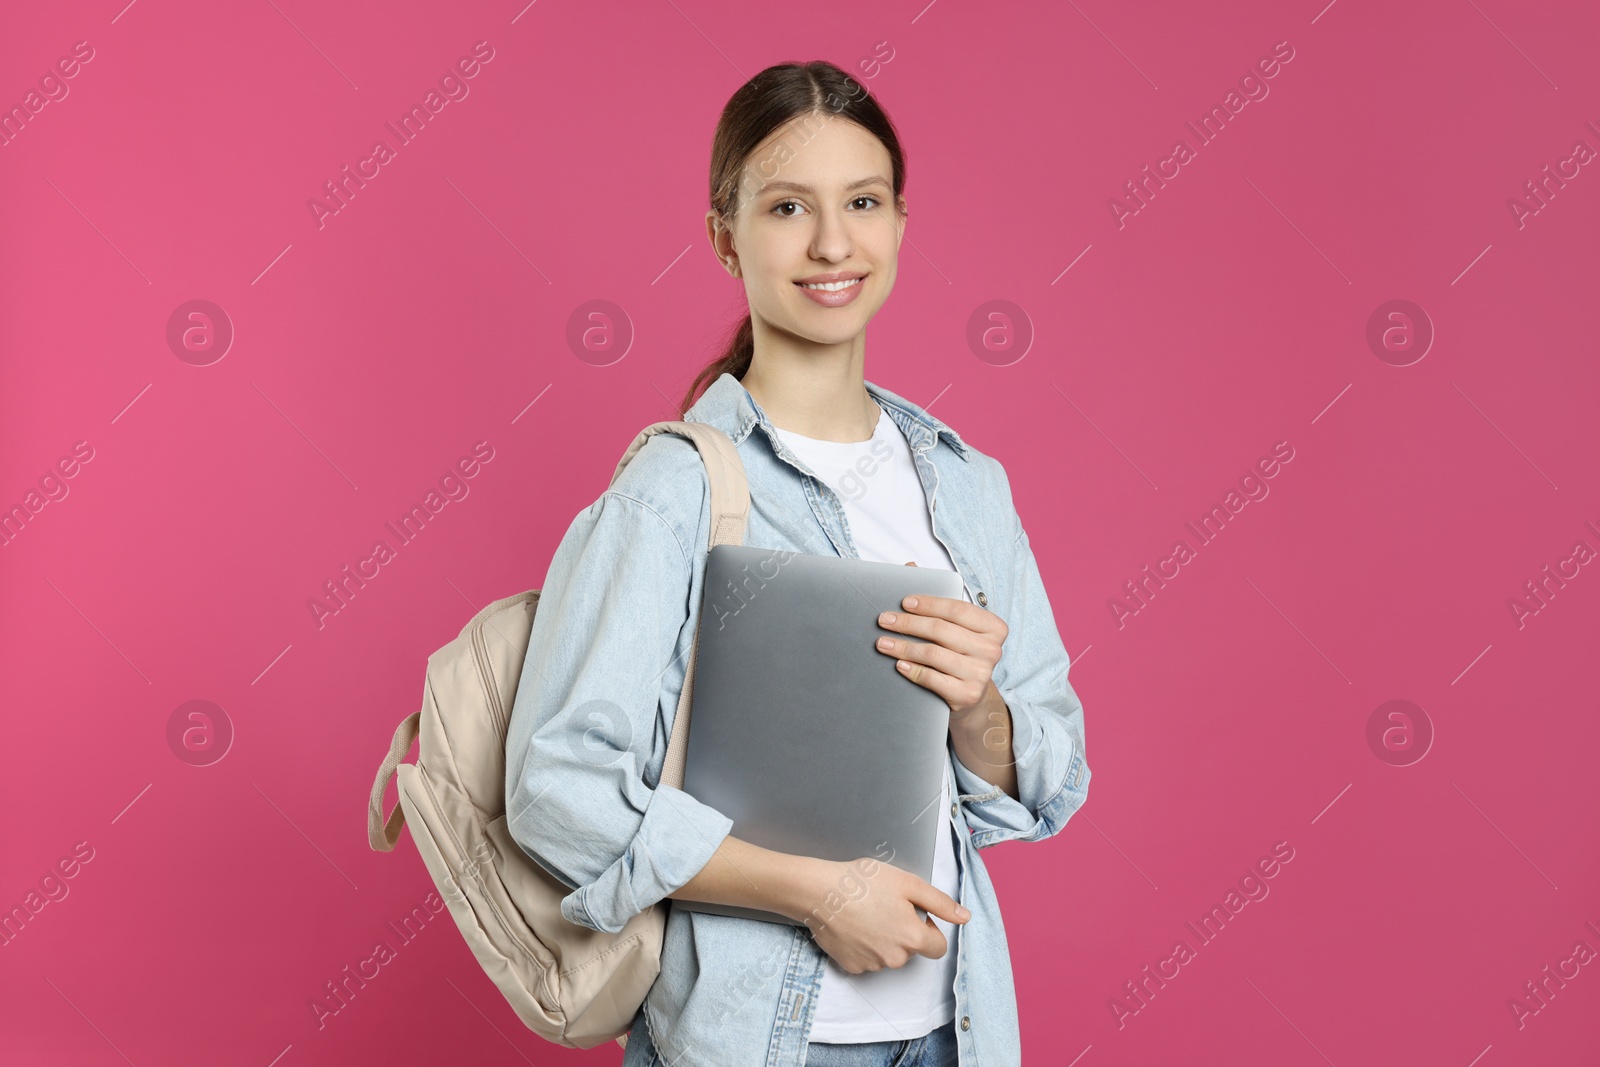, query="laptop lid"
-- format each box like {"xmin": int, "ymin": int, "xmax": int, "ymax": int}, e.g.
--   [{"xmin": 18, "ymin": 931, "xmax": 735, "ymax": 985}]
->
[{"xmin": 673, "ymin": 543, "xmax": 967, "ymax": 927}]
